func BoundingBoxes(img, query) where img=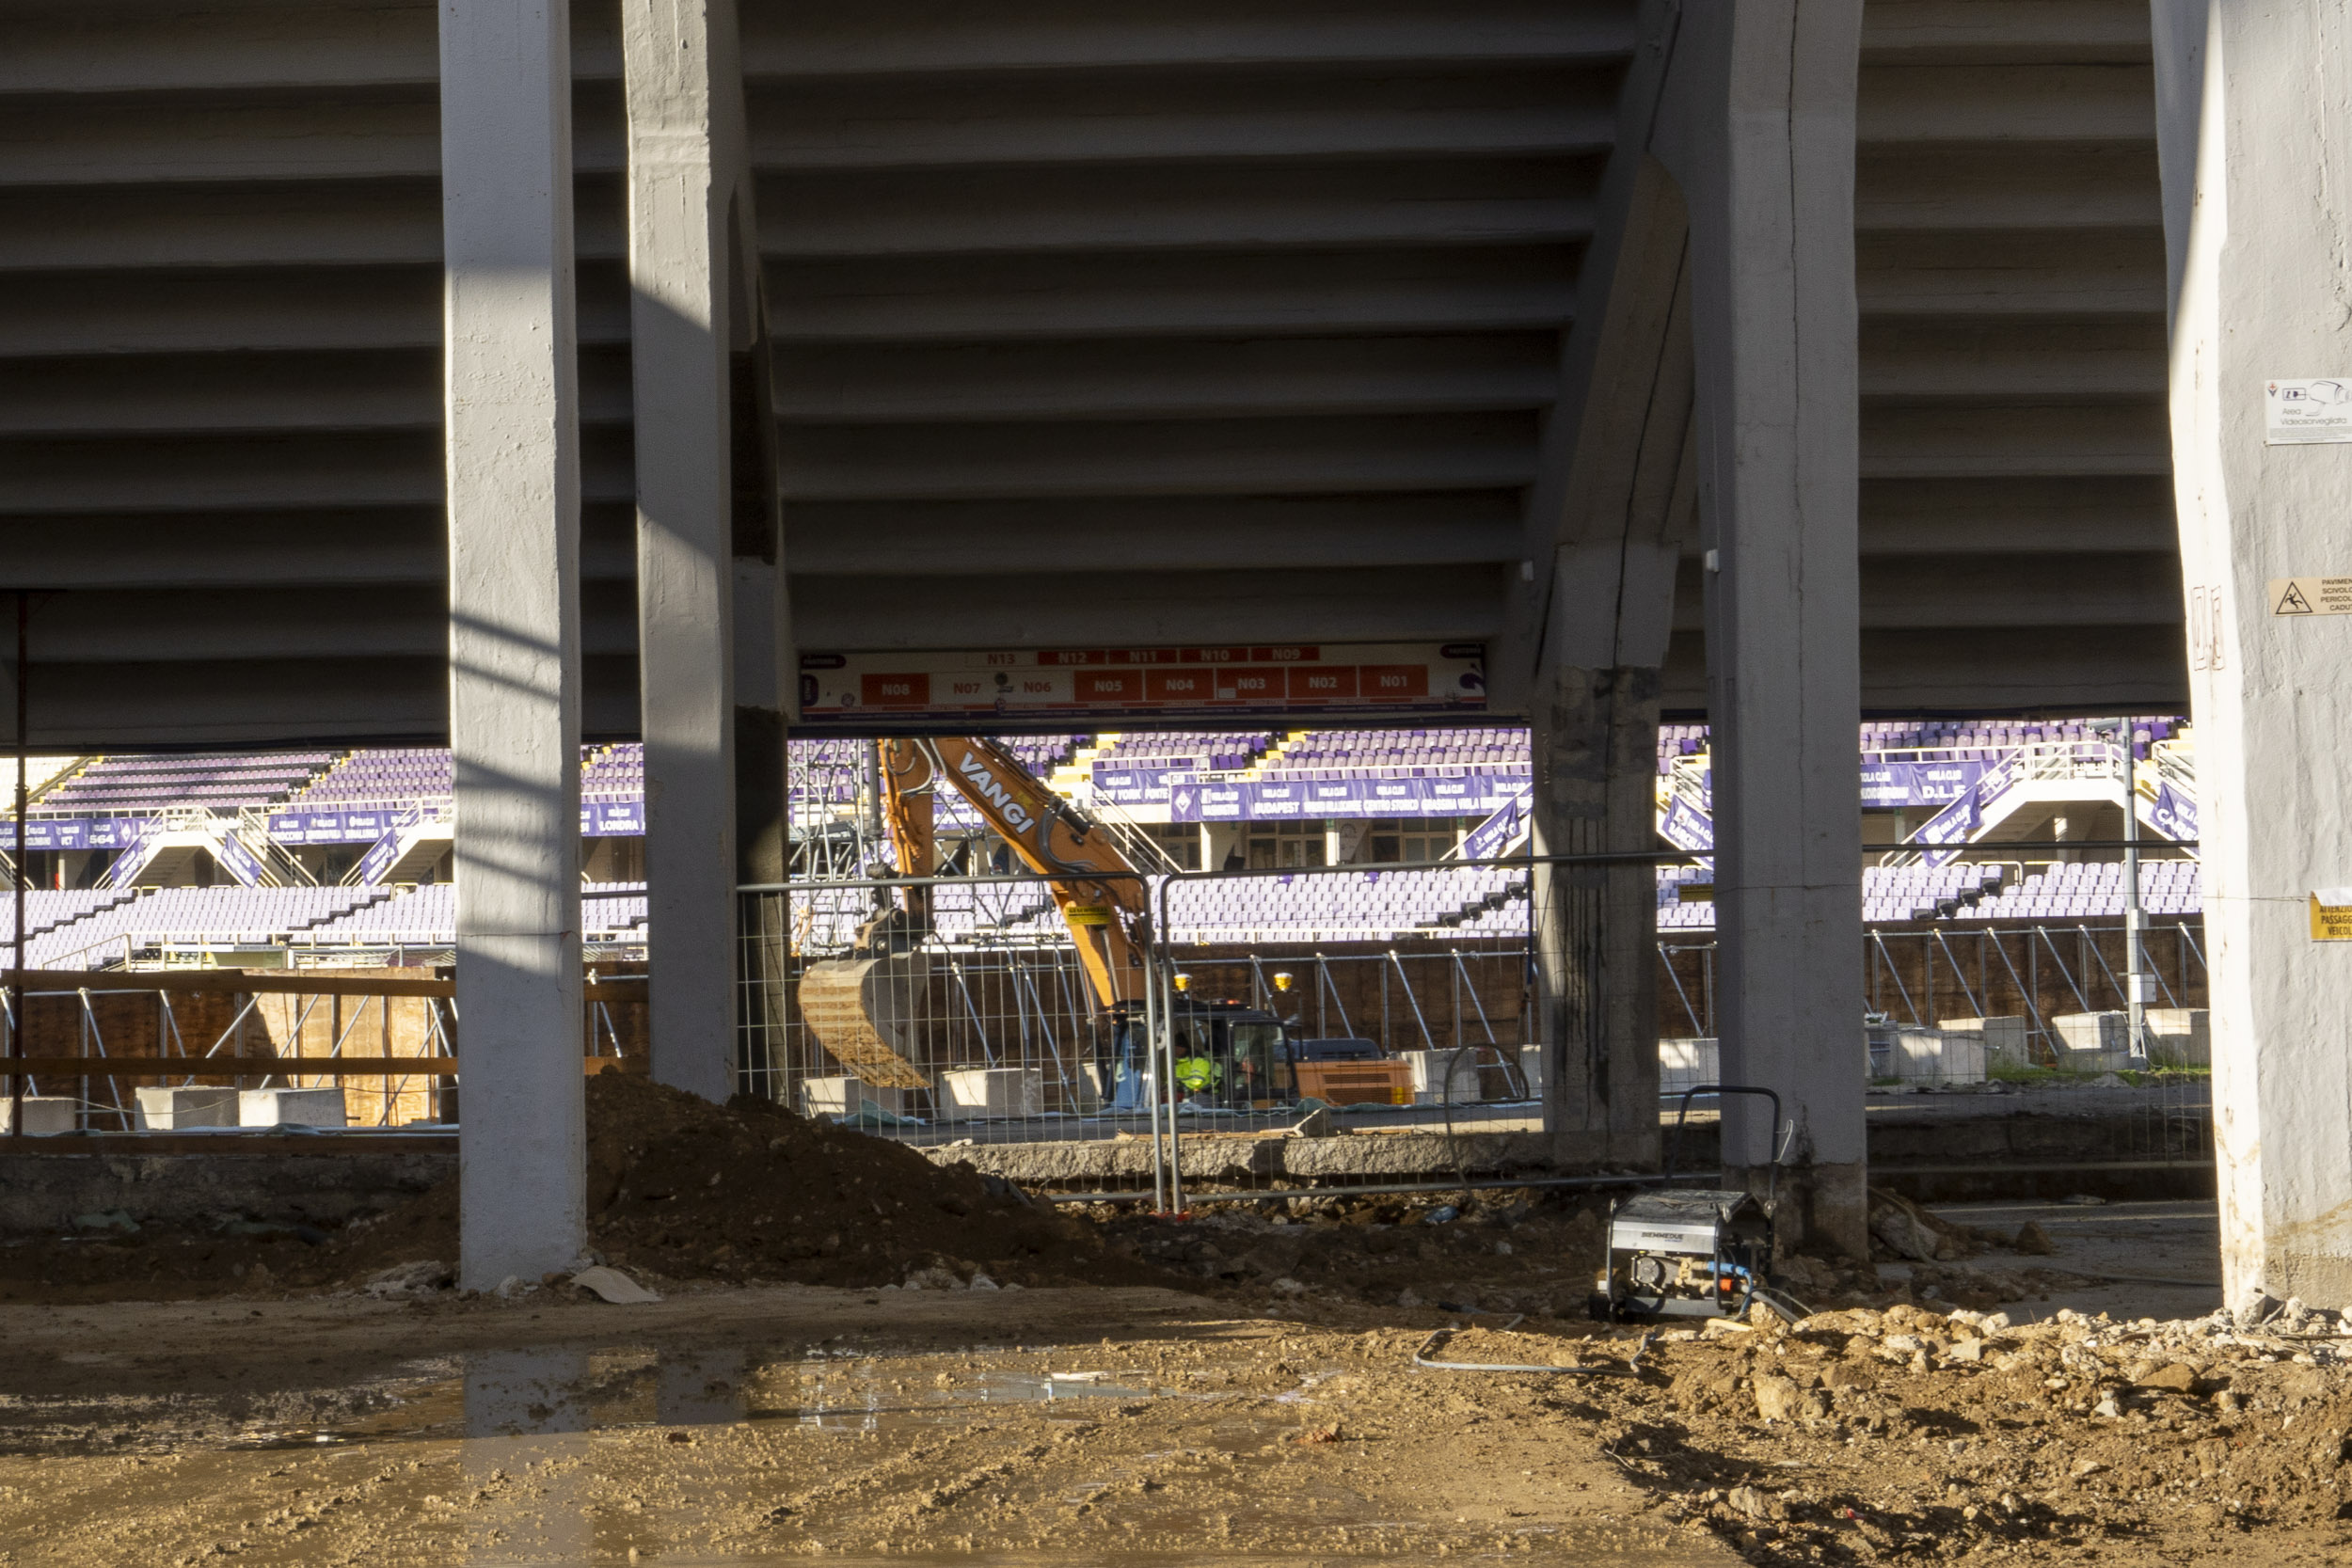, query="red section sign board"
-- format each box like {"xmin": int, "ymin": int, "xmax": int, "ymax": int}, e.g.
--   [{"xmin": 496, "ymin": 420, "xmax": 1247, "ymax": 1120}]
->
[{"xmin": 799, "ymin": 642, "xmax": 1485, "ymax": 727}]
